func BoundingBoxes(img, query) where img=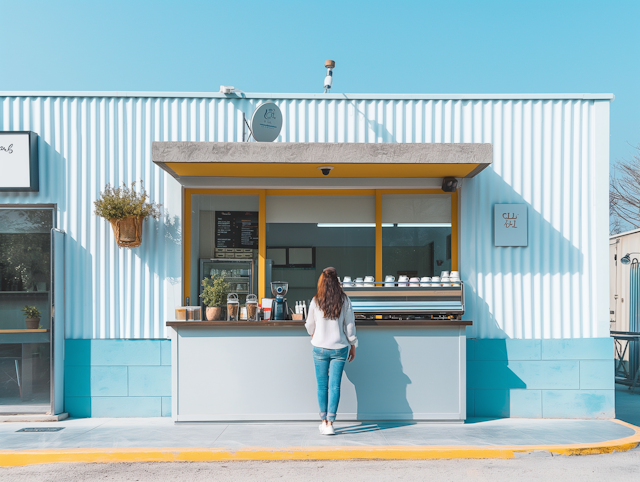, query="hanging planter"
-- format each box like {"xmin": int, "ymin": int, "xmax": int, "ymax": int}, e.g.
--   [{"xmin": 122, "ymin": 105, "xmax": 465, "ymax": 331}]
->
[
  {"xmin": 94, "ymin": 181, "xmax": 161, "ymax": 249},
  {"xmin": 109, "ymin": 216, "xmax": 144, "ymax": 248}
]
